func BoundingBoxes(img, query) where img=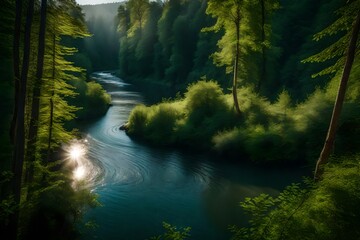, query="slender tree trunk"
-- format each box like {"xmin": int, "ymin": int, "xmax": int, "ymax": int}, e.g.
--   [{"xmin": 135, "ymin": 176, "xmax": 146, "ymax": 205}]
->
[
  {"xmin": 27, "ymin": 0, "xmax": 47, "ymax": 182},
  {"xmin": 233, "ymin": 19, "xmax": 241, "ymax": 115},
  {"xmin": 10, "ymin": 0, "xmax": 22, "ymax": 144},
  {"xmin": 9, "ymin": 0, "xmax": 35, "ymax": 238},
  {"xmin": 47, "ymin": 32, "xmax": 56, "ymax": 160},
  {"xmin": 257, "ymin": 0, "xmax": 266, "ymax": 93},
  {"xmin": 314, "ymin": 12, "xmax": 360, "ymax": 181}
]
